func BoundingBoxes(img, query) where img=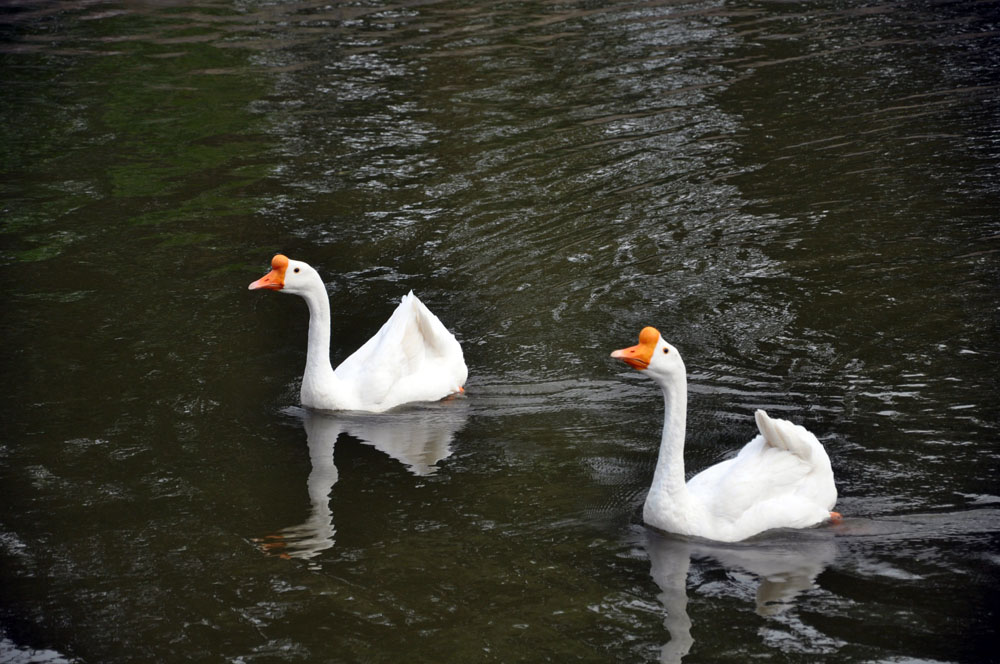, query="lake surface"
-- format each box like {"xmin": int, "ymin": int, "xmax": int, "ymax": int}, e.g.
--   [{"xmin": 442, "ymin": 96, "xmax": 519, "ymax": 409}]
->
[{"xmin": 2, "ymin": 0, "xmax": 998, "ymax": 661}]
